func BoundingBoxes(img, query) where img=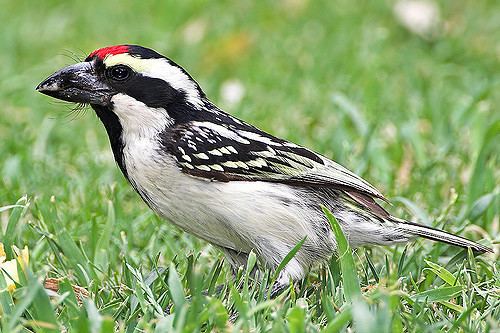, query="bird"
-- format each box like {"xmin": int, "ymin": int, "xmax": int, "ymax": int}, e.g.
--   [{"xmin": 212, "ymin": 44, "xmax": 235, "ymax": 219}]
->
[{"xmin": 36, "ymin": 44, "xmax": 492, "ymax": 293}]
